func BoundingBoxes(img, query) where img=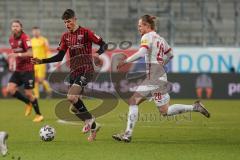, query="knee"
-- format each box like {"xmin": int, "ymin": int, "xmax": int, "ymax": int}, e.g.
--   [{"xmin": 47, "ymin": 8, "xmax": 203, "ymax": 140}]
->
[
  {"xmin": 158, "ymin": 105, "xmax": 169, "ymax": 116},
  {"xmin": 67, "ymin": 94, "xmax": 79, "ymax": 103},
  {"xmin": 8, "ymin": 89, "xmax": 16, "ymax": 95},
  {"xmin": 7, "ymin": 86, "xmax": 17, "ymax": 95},
  {"xmin": 24, "ymin": 92, "xmax": 34, "ymax": 100},
  {"xmin": 38, "ymin": 78, "xmax": 44, "ymax": 83},
  {"xmin": 128, "ymin": 97, "xmax": 137, "ymax": 106}
]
